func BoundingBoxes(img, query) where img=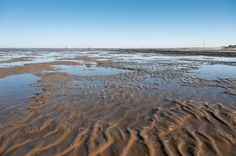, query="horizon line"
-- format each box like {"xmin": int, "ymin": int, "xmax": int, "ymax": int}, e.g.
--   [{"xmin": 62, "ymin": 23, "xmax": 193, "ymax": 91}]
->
[{"xmin": 0, "ymin": 46, "xmax": 231, "ymax": 49}]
